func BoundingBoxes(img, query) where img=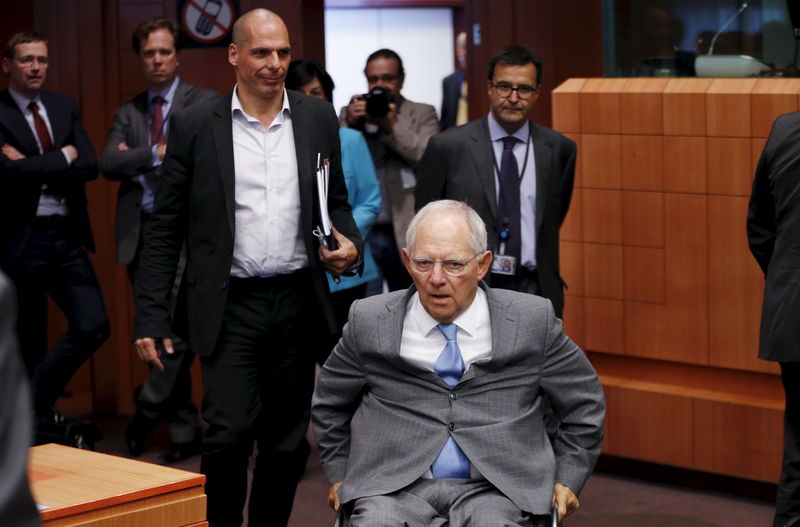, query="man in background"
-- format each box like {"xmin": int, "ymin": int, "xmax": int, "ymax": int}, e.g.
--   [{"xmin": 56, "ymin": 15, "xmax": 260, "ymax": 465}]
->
[
  {"xmin": 342, "ymin": 48, "xmax": 438, "ymax": 293},
  {"xmin": 100, "ymin": 17, "xmax": 217, "ymax": 464},
  {"xmin": 440, "ymin": 31, "xmax": 468, "ymax": 131},
  {"xmin": 0, "ymin": 30, "xmax": 108, "ymax": 429},
  {"xmin": 748, "ymin": 111, "xmax": 800, "ymax": 527},
  {"xmin": 416, "ymin": 45, "xmax": 576, "ymax": 317}
]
